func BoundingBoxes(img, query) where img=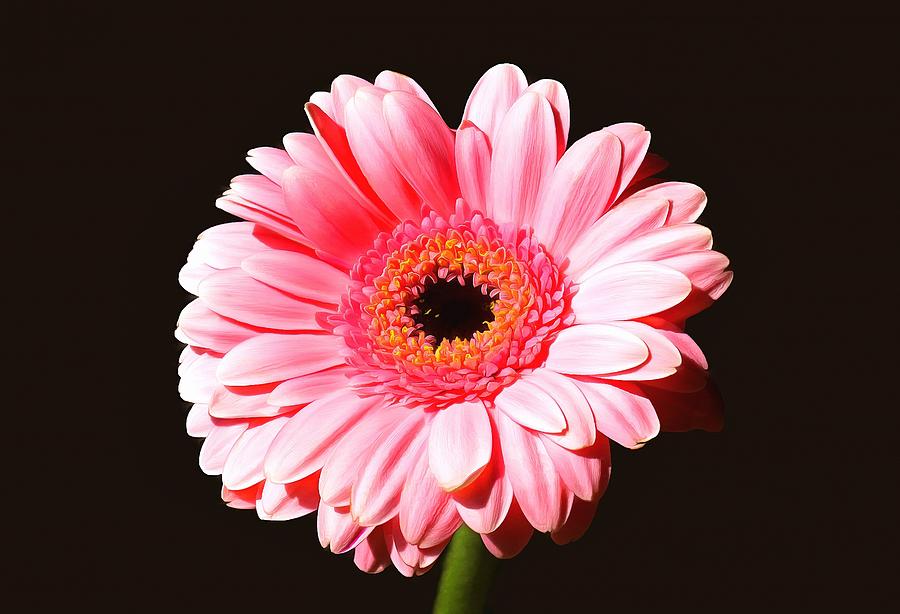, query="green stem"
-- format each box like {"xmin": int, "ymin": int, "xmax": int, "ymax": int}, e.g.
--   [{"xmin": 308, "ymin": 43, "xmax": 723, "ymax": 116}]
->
[{"xmin": 432, "ymin": 526, "xmax": 499, "ymax": 614}]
